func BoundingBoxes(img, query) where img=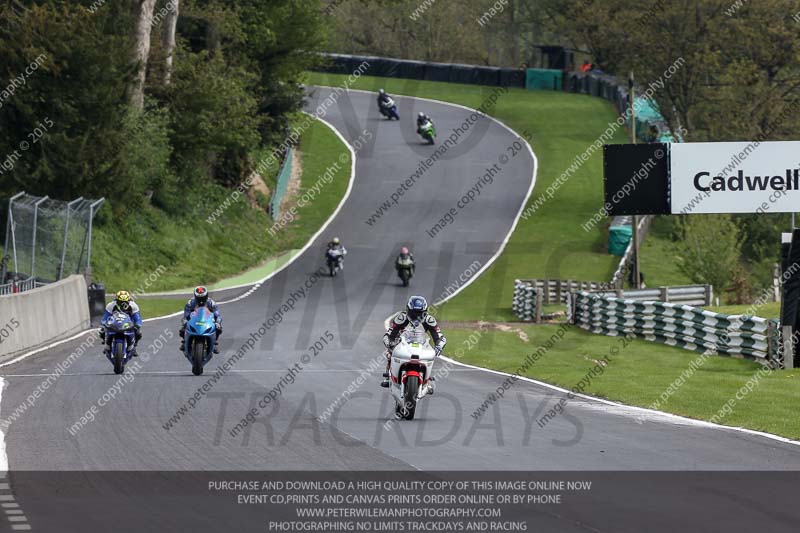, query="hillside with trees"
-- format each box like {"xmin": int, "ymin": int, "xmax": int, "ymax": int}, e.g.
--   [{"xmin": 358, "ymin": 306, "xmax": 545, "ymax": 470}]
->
[{"xmin": 0, "ymin": 0, "xmax": 326, "ymax": 287}]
